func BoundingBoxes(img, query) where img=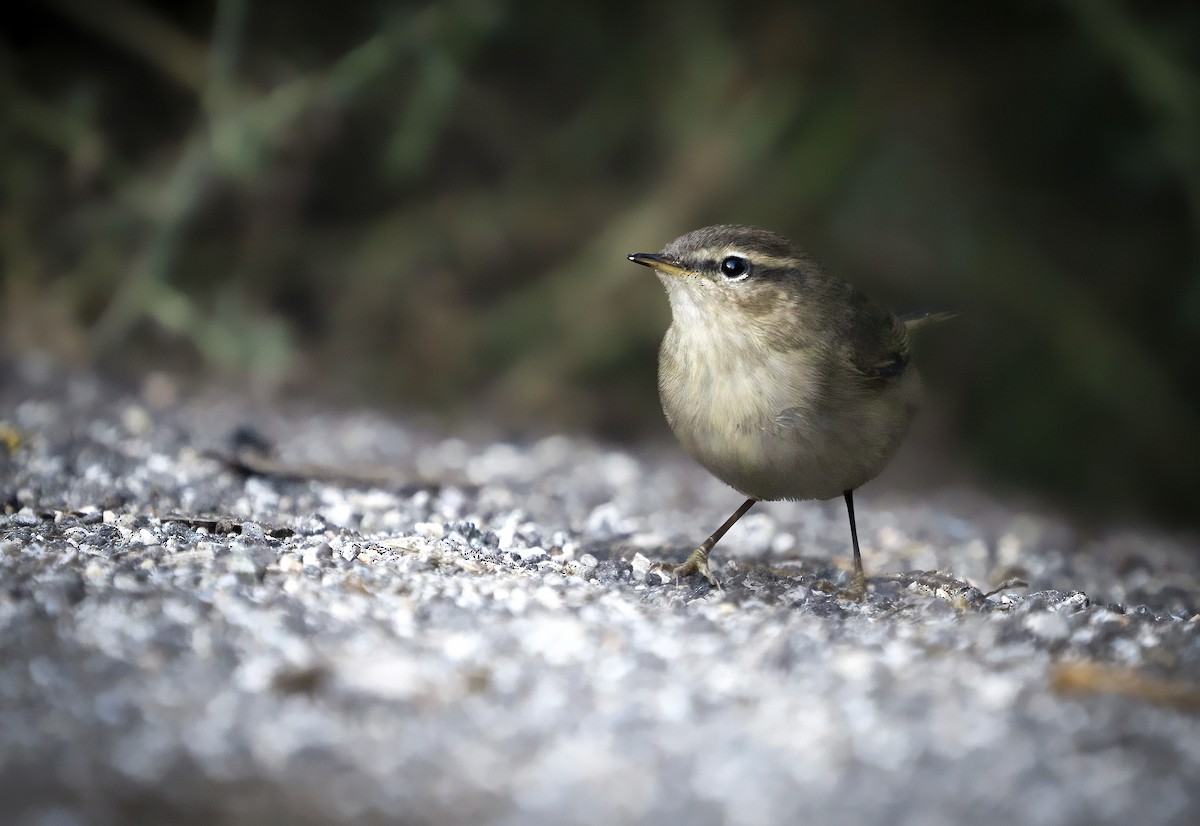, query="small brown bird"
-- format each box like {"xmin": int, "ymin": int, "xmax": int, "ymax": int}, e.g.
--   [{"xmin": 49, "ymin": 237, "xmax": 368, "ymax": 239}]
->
[{"xmin": 629, "ymin": 224, "xmax": 951, "ymax": 587}]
